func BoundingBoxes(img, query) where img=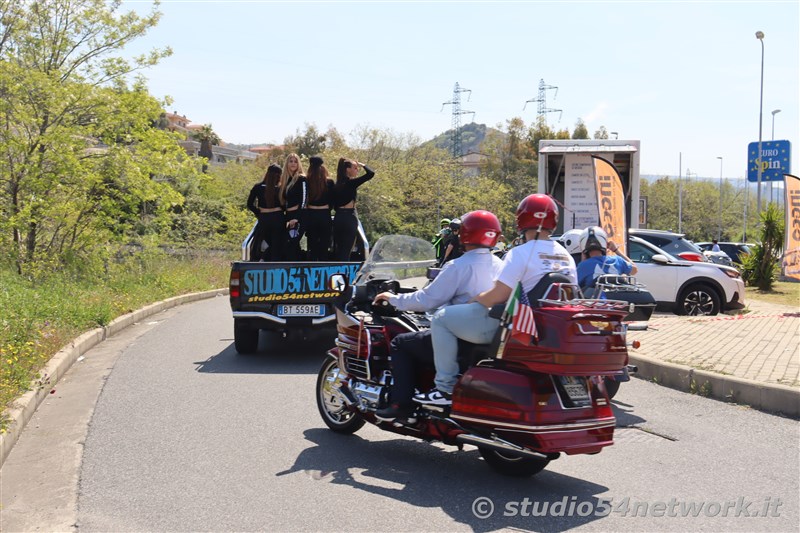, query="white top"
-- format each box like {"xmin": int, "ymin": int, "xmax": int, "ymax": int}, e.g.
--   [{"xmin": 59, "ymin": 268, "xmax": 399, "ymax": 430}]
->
[
  {"xmin": 388, "ymin": 249, "xmax": 503, "ymax": 312},
  {"xmin": 496, "ymin": 238, "xmax": 578, "ymax": 293}
]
